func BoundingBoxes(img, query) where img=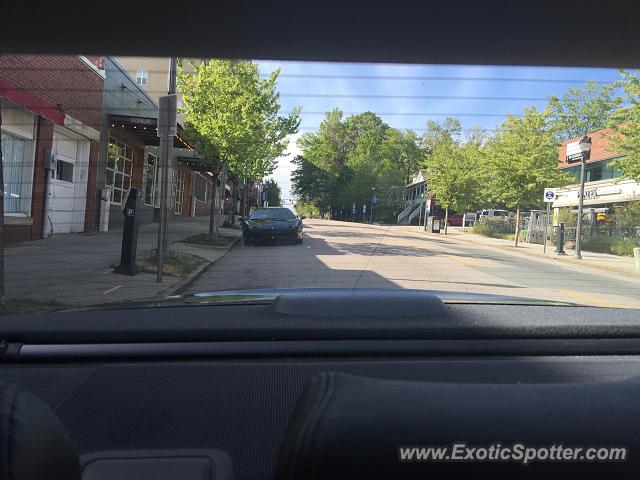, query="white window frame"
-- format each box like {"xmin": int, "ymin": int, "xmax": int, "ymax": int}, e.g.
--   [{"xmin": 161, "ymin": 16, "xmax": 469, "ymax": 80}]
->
[
  {"xmin": 1, "ymin": 129, "xmax": 35, "ymax": 217},
  {"xmin": 143, "ymin": 152, "xmax": 158, "ymax": 206},
  {"xmin": 175, "ymin": 169, "xmax": 185, "ymax": 214},
  {"xmin": 106, "ymin": 136, "xmax": 133, "ymax": 205},
  {"xmin": 136, "ymin": 68, "xmax": 148, "ymax": 86}
]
